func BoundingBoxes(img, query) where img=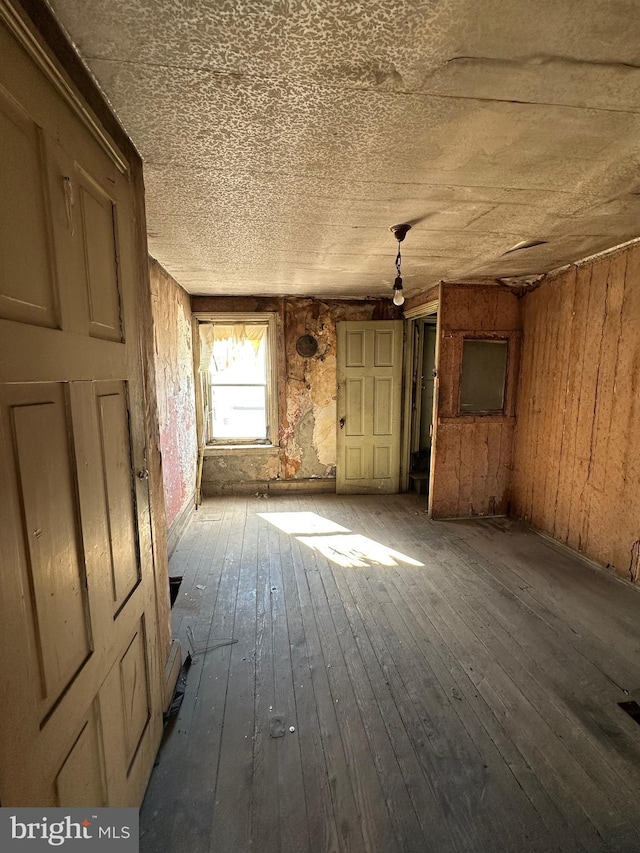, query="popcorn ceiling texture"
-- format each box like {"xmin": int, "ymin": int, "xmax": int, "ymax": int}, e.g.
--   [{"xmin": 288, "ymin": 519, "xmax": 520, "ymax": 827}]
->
[{"xmin": 51, "ymin": 0, "xmax": 640, "ymax": 299}]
